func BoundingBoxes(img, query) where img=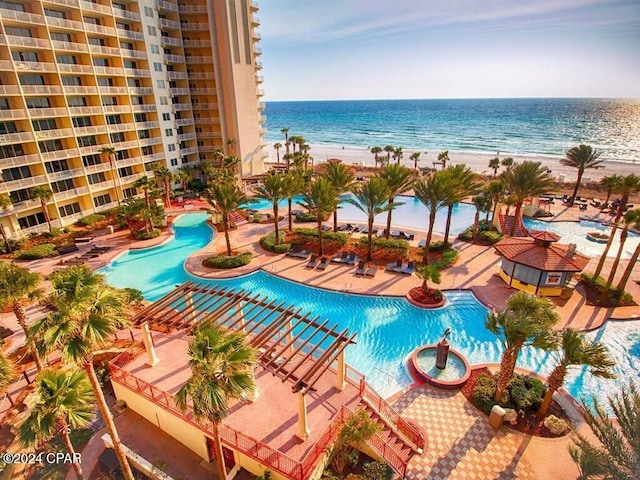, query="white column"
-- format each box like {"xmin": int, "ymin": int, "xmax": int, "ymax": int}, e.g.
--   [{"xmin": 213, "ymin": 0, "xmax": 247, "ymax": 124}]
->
[
  {"xmin": 186, "ymin": 291, "xmax": 194, "ymax": 325},
  {"xmin": 236, "ymin": 302, "xmax": 245, "ymax": 333},
  {"xmin": 335, "ymin": 349, "xmax": 346, "ymax": 391},
  {"xmin": 248, "ymin": 367, "xmax": 259, "ymax": 402},
  {"xmin": 141, "ymin": 322, "xmax": 159, "ymax": 367},
  {"xmin": 296, "ymin": 391, "xmax": 310, "ymax": 440}
]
